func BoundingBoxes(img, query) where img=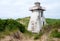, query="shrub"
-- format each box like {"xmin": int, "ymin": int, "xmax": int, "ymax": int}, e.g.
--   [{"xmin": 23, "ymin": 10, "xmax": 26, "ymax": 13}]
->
[
  {"xmin": 50, "ymin": 29, "xmax": 60, "ymax": 38},
  {"xmin": 34, "ymin": 32, "xmax": 43, "ymax": 40},
  {"xmin": 0, "ymin": 19, "xmax": 26, "ymax": 38}
]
